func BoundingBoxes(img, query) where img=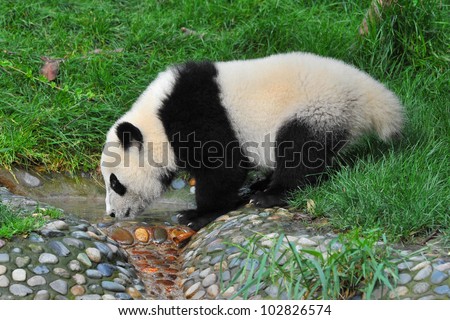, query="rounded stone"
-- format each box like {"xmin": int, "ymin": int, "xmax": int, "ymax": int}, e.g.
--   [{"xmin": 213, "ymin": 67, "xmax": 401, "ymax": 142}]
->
[
  {"xmin": 435, "ymin": 262, "xmax": 450, "ymax": 272},
  {"xmin": 115, "ymin": 293, "xmax": 132, "ymax": 300},
  {"xmin": 0, "ymin": 253, "xmax": 10, "ymax": 263},
  {"xmin": 9, "ymin": 284, "xmax": 33, "ymax": 297},
  {"xmin": 38, "ymin": 253, "xmax": 58, "ymax": 264},
  {"xmin": 110, "ymin": 228, "xmax": 134, "ymax": 245},
  {"xmin": 15, "ymin": 256, "xmax": 31, "ymax": 268},
  {"xmin": 34, "ymin": 290, "xmax": 50, "ymax": 300},
  {"xmin": 101, "ymin": 281, "xmax": 125, "ymax": 292},
  {"xmin": 191, "ymin": 290, "xmax": 206, "ymax": 299},
  {"xmin": 28, "ymin": 244, "xmax": 44, "ymax": 253},
  {"xmin": 434, "ymin": 285, "xmax": 450, "ymax": 295},
  {"xmin": 76, "ymin": 294, "xmax": 101, "ymax": 300},
  {"xmin": 77, "ymin": 253, "xmax": 92, "ymax": 267},
  {"xmin": 185, "ymin": 282, "xmax": 201, "ymax": 298},
  {"xmin": 414, "ymin": 265, "xmax": 432, "ymax": 281},
  {"xmin": 71, "ymin": 285, "xmax": 86, "ymax": 296},
  {"xmin": 40, "ymin": 229, "xmax": 65, "ymax": 238},
  {"xmin": 86, "ymin": 248, "xmax": 102, "ymax": 263},
  {"xmin": 413, "ymin": 282, "xmax": 430, "ymax": 294},
  {"xmin": 199, "ymin": 267, "xmax": 211, "ymax": 279},
  {"xmin": 72, "ymin": 273, "xmax": 86, "ymax": 285},
  {"xmin": 171, "ymin": 178, "xmax": 186, "ymax": 190},
  {"xmin": 12, "ymin": 269, "xmax": 27, "ymax": 282},
  {"xmin": 27, "ymin": 276, "xmax": 46, "ymax": 287},
  {"xmin": 53, "ymin": 267, "xmax": 71, "ymax": 279},
  {"xmin": 88, "ymin": 284, "xmax": 104, "ymax": 295},
  {"xmin": 411, "ymin": 261, "xmax": 430, "ymax": 271},
  {"xmin": 389, "ymin": 286, "xmax": 409, "ymax": 298},
  {"xmin": 50, "ymin": 279, "xmax": 68, "ymax": 295},
  {"xmin": 48, "ymin": 240, "xmax": 71, "ymax": 257},
  {"xmin": 0, "ymin": 265, "xmax": 6, "ymax": 275},
  {"xmin": 63, "ymin": 237, "xmax": 85, "ymax": 249},
  {"xmin": 134, "ymin": 228, "xmax": 150, "ymax": 243},
  {"xmin": 152, "ymin": 227, "xmax": 168, "ymax": 244},
  {"xmin": 86, "ymin": 269, "xmax": 103, "ymax": 279},
  {"xmin": 397, "ymin": 261, "xmax": 414, "ymax": 271},
  {"xmin": 430, "ymin": 270, "xmax": 448, "ymax": 284},
  {"xmin": 17, "ymin": 171, "xmax": 41, "ymax": 187},
  {"xmin": 33, "ymin": 265, "xmax": 50, "ymax": 275},
  {"xmin": 398, "ymin": 273, "xmax": 412, "ymax": 285},
  {"xmin": 94, "ymin": 242, "xmax": 113, "ymax": 260},
  {"xmin": 68, "ymin": 260, "xmax": 82, "ymax": 272},
  {"xmin": 97, "ymin": 263, "xmax": 115, "ymax": 277},
  {"xmin": 202, "ymin": 274, "xmax": 217, "ymax": 287},
  {"xmin": 222, "ymin": 286, "xmax": 235, "ymax": 298},
  {"xmin": 0, "ymin": 275, "xmax": 10, "ymax": 287},
  {"xmin": 207, "ymin": 284, "xmax": 219, "ymax": 298},
  {"xmin": 71, "ymin": 231, "xmax": 91, "ymax": 240},
  {"xmin": 29, "ymin": 233, "xmax": 44, "ymax": 243},
  {"xmin": 0, "ymin": 239, "xmax": 5, "ymax": 249},
  {"xmin": 102, "ymin": 294, "xmax": 116, "ymax": 300},
  {"xmin": 45, "ymin": 220, "xmax": 69, "ymax": 231}
]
